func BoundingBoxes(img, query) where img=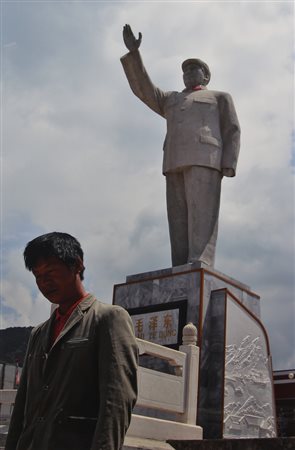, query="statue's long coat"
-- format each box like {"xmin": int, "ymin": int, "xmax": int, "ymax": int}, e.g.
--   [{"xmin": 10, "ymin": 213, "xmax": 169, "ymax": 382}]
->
[{"xmin": 121, "ymin": 49, "xmax": 241, "ymax": 266}]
